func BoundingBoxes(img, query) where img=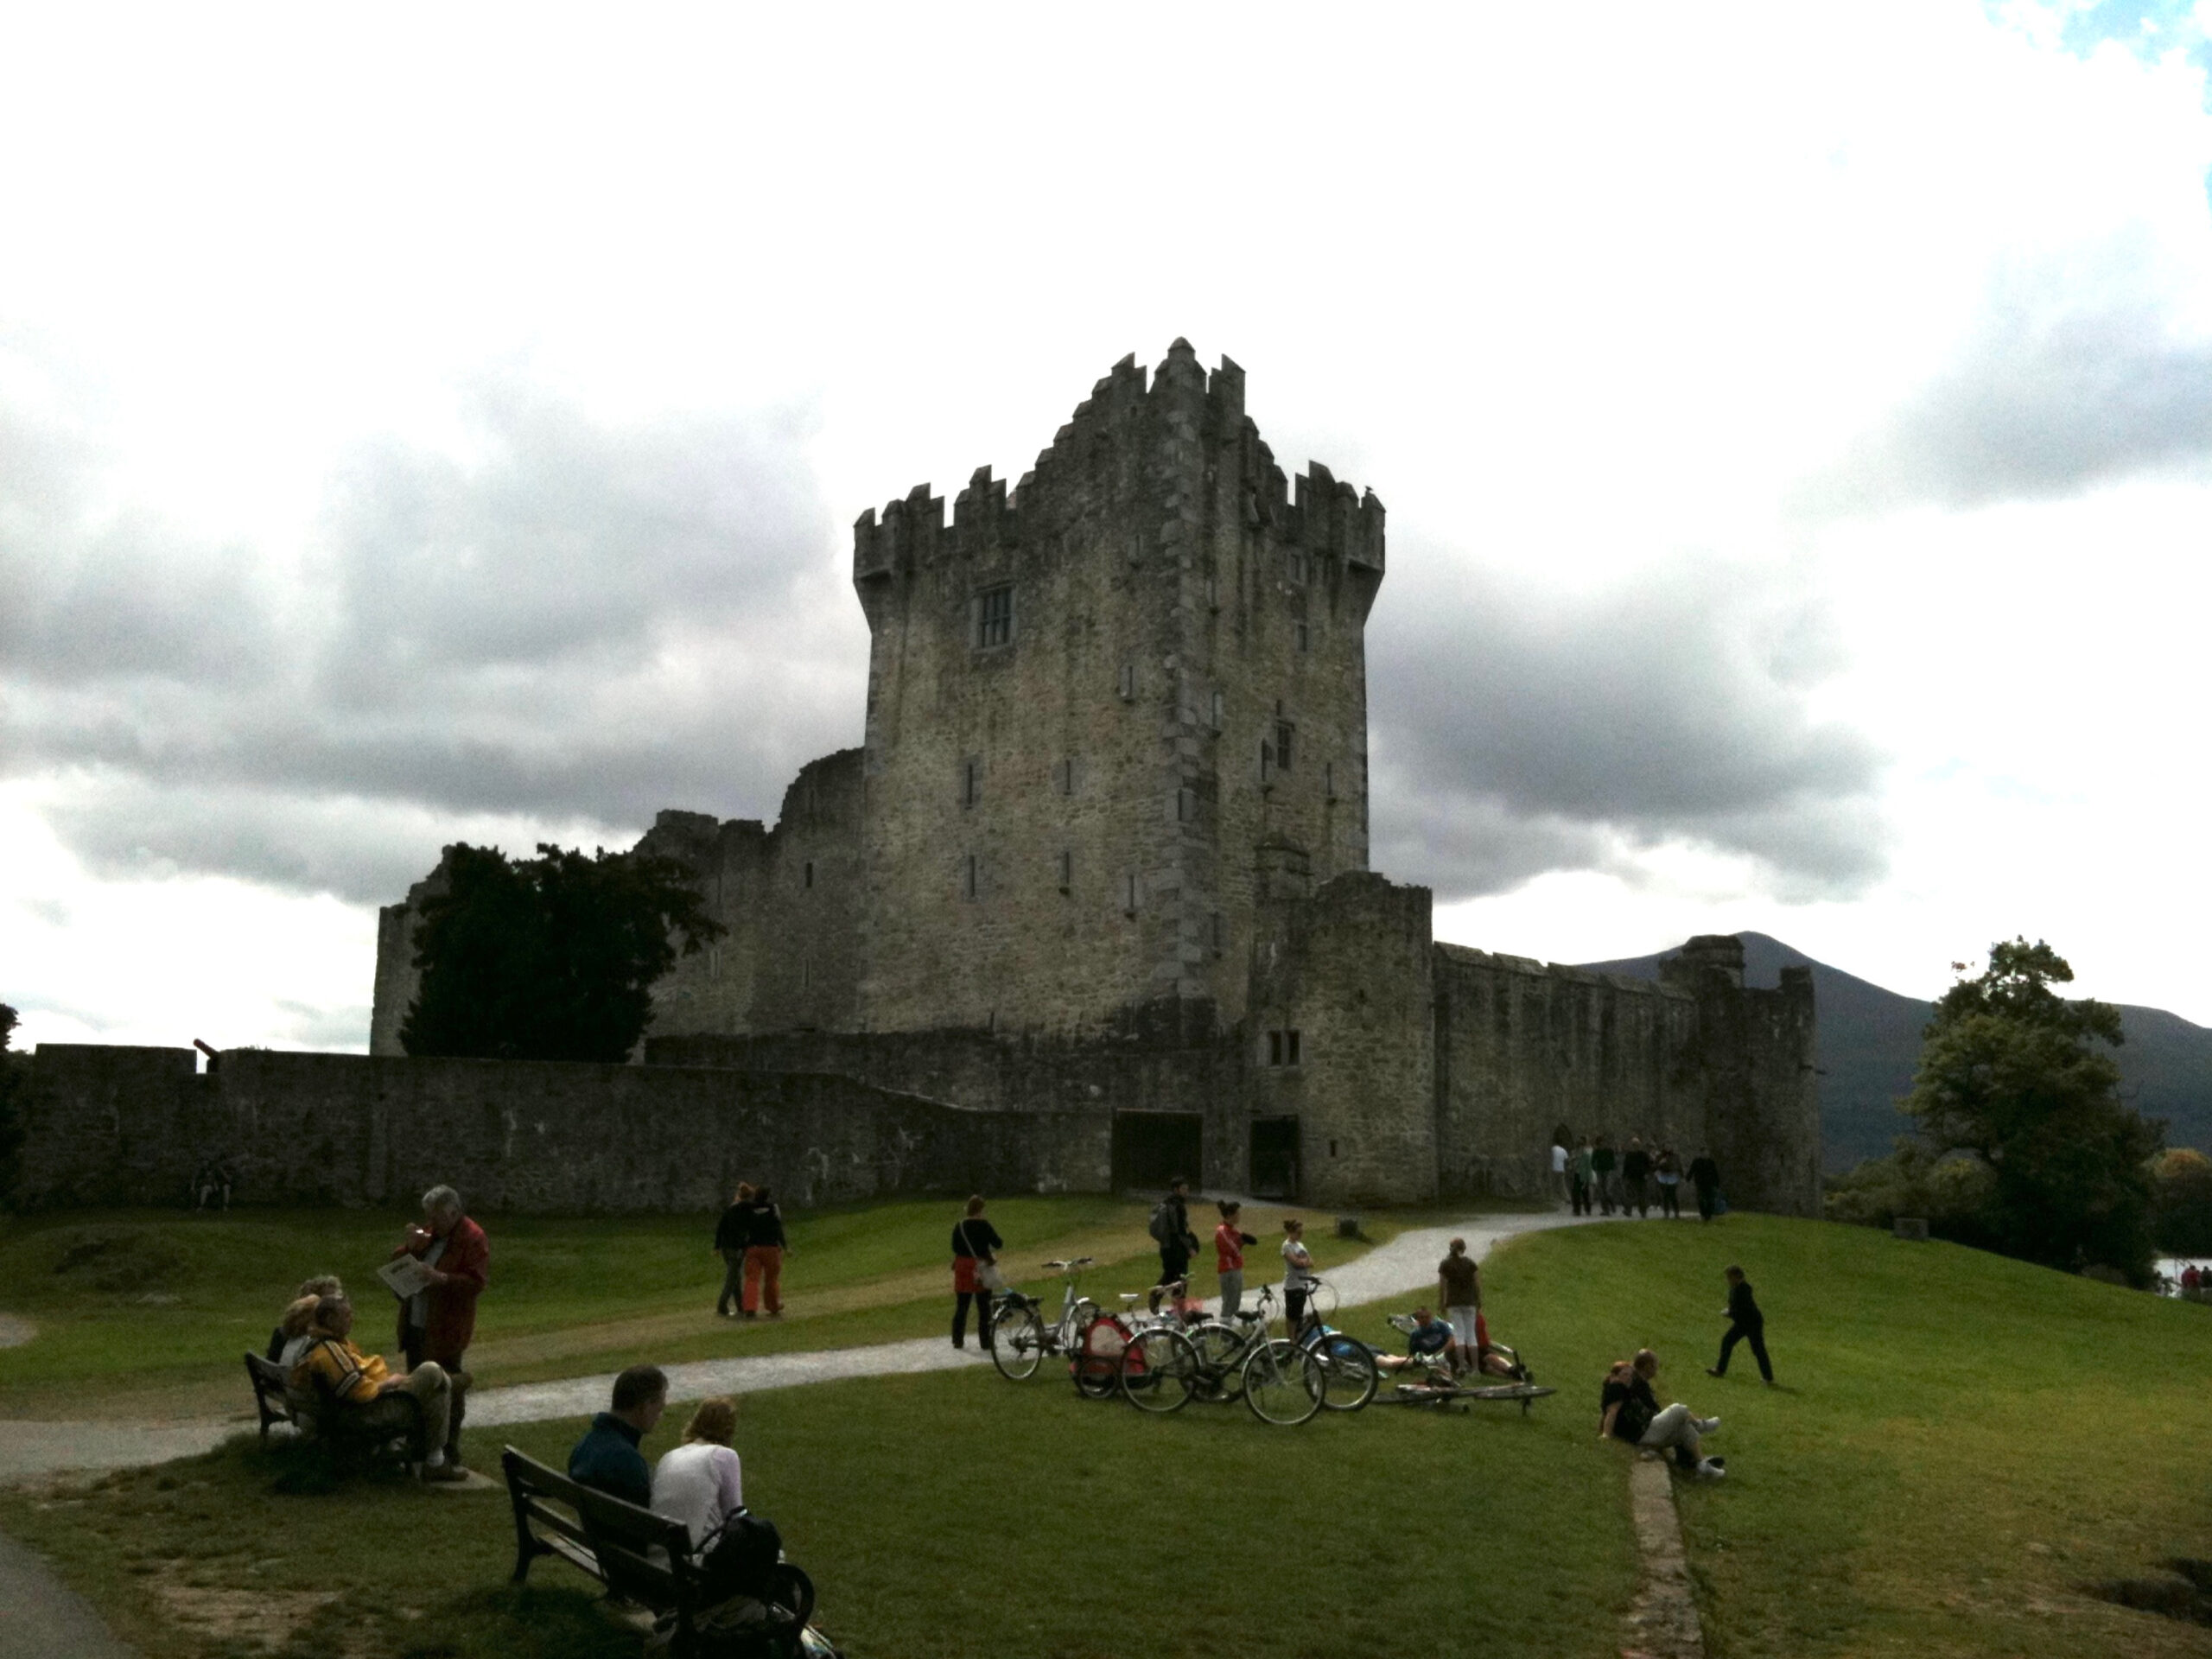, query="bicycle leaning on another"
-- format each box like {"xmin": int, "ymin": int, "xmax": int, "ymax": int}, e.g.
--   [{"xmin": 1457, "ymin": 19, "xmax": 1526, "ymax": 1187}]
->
[{"xmin": 1116, "ymin": 1283, "xmax": 1329, "ymax": 1426}]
